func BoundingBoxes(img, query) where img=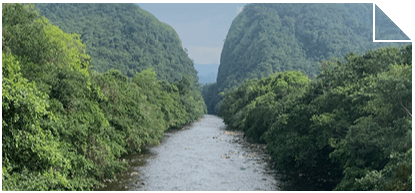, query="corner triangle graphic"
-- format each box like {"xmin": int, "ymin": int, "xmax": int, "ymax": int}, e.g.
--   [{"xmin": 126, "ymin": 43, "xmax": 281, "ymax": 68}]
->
[{"xmin": 374, "ymin": 4, "xmax": 411, "ymax": 41}]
